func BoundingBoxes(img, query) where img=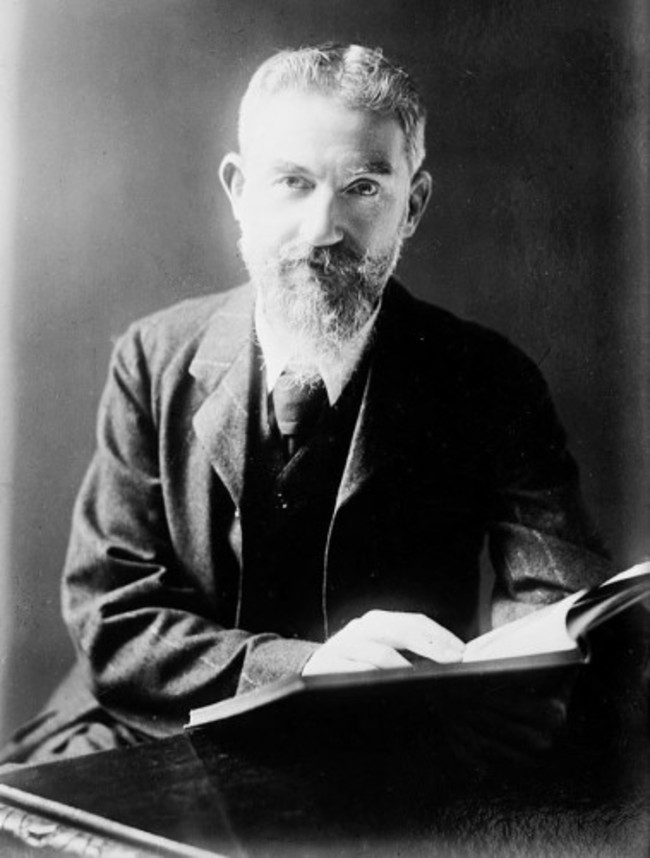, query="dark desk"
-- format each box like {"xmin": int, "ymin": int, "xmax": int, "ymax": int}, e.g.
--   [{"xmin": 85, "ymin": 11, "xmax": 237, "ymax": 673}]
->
[{"xmin": 0, "ymin": 722, "xmax": 648, "ymax": 858}]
